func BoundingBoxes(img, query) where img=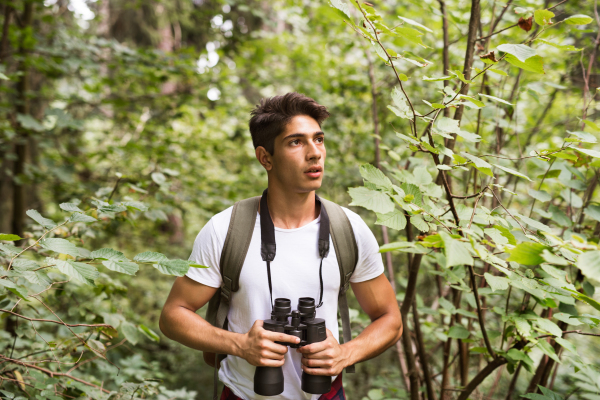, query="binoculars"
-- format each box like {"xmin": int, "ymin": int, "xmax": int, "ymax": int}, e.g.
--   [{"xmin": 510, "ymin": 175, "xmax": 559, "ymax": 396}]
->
[{"xmin": 254, "ymin": 297, "xmax": 331, "ymax": 396}]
